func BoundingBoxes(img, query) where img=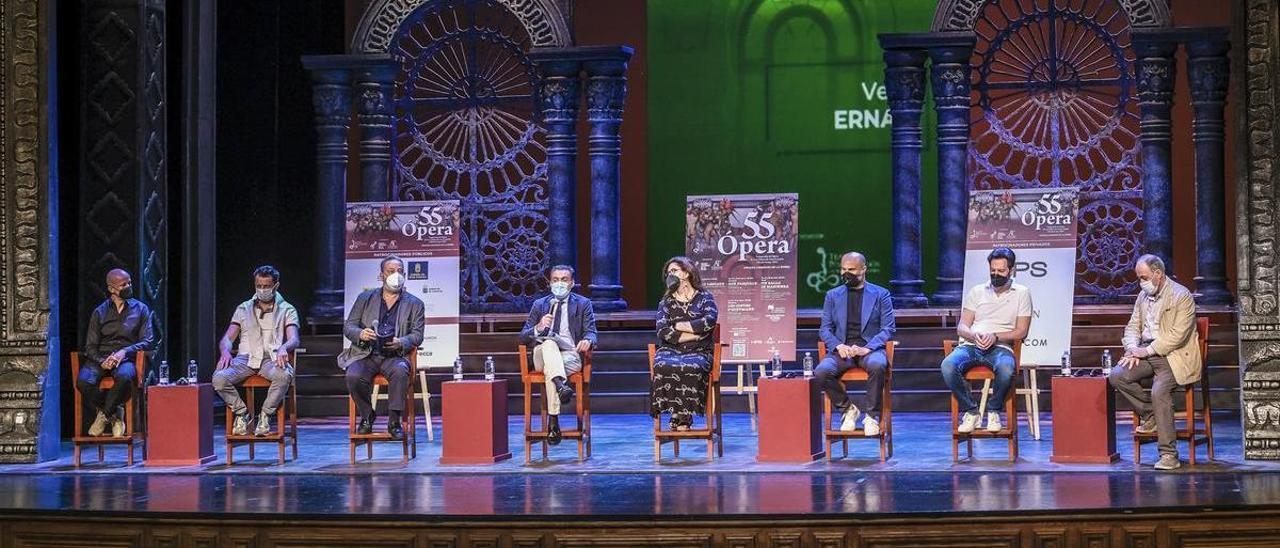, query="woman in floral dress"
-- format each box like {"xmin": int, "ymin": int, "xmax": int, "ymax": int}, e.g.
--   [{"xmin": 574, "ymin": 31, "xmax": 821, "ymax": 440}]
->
[{"xmin": 650, "ymin": 256, "xmax": 719, "ymax": 430}]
